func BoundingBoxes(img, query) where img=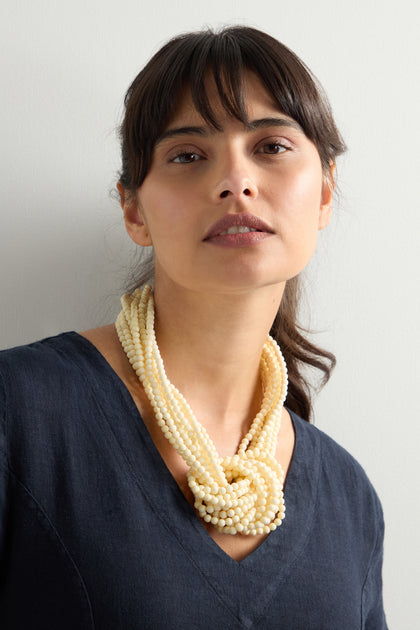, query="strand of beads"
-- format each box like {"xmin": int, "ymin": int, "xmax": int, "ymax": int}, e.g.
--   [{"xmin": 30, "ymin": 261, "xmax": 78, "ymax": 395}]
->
[{"xmin": 115, "ymin": 285, "xmax": 288, "ymax": 536}]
